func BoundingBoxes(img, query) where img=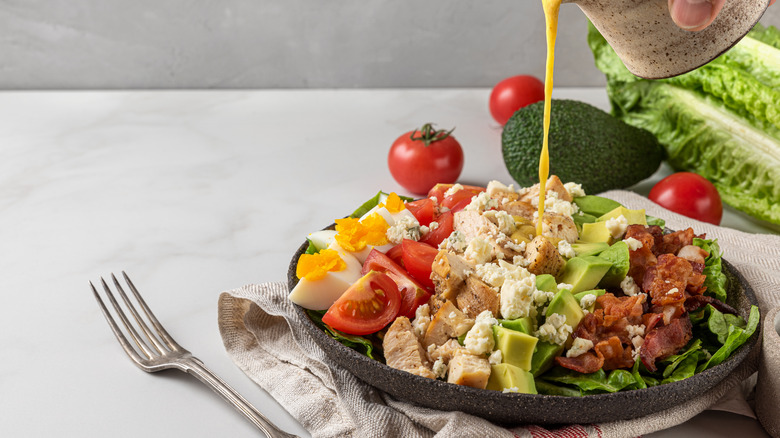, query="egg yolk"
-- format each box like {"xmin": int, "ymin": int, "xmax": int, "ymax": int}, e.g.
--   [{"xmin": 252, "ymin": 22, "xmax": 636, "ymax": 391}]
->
[
  {"xmin": 383, "ymin": 192, "xmax": 405, "ymax": 214},
  {"xmin": 296, "ymin": 249, "xmax": 347, "ymax": 281},
  {"xmin": 334, "ymin": 213, "xmax": 390, "ymax": 252}
]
